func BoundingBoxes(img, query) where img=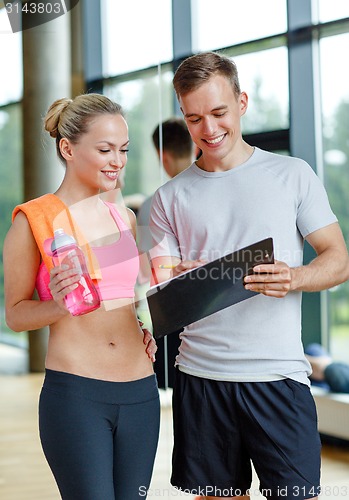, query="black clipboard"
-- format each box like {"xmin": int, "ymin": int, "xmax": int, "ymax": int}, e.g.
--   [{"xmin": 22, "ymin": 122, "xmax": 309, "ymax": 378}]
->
[{"xmin": 146, "ymin": 237, "xmax": 274, "ymax": 339}]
